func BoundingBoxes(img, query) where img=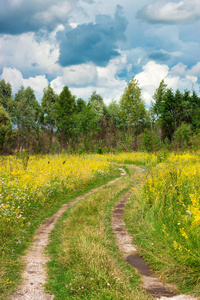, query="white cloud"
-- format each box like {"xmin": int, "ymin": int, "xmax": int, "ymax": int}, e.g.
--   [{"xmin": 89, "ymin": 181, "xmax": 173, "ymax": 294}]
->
[
  {"xmin": 97, "ymin": 54, "xmax": 127, "ymax": 88},
  {"xmin": 51, "ymin": 56, "xmax": 128, "ymax": 104},
  {"xmin": 1, "ymin": 67, "xmax": 23, "ymax": 93},
  {"xmin": 189, "ymin": 62, "xmax": 200, "ymax": 76},
  {"xmin": 171, "ymin": 63, "xmax": 187, "ymax": 76},
  {"xmin": 136, "ymin": 61, "xmax": 169, "ymax": 88},
  {"xmin": 50, "ymin": 63, "xmax": 98, "ymax": 95},
  {"xmin": 0, "ymin": 32, "xmax": 60, "ymax": 77},
  {"xmin": 138, "ymin": 0, "xmax": 200, "ymax": 24},
  {"xmin": 34, "ymin": 2, "xmax": 73, "ymax": 25},
  {"xmin": 70, "ymin": 85, "xmax": 125, "ymax": 105},
  {"xmin": 50, "ymin": 77, "xmax": 64, "ymax": 95},
  {"xmin": 62, "ymin": 63, "xmax": 97, "ymax": 86},
  {"xmin": 1, "ymin": 67, "xmax": 48, "ymax": 100},
  {"xmin": 135, "ymin": 60, "xmax": 200, "ymax": 106},
  {"xmin": 23, "ymin": 76, "xmax": 49, "ymax": 99}
]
